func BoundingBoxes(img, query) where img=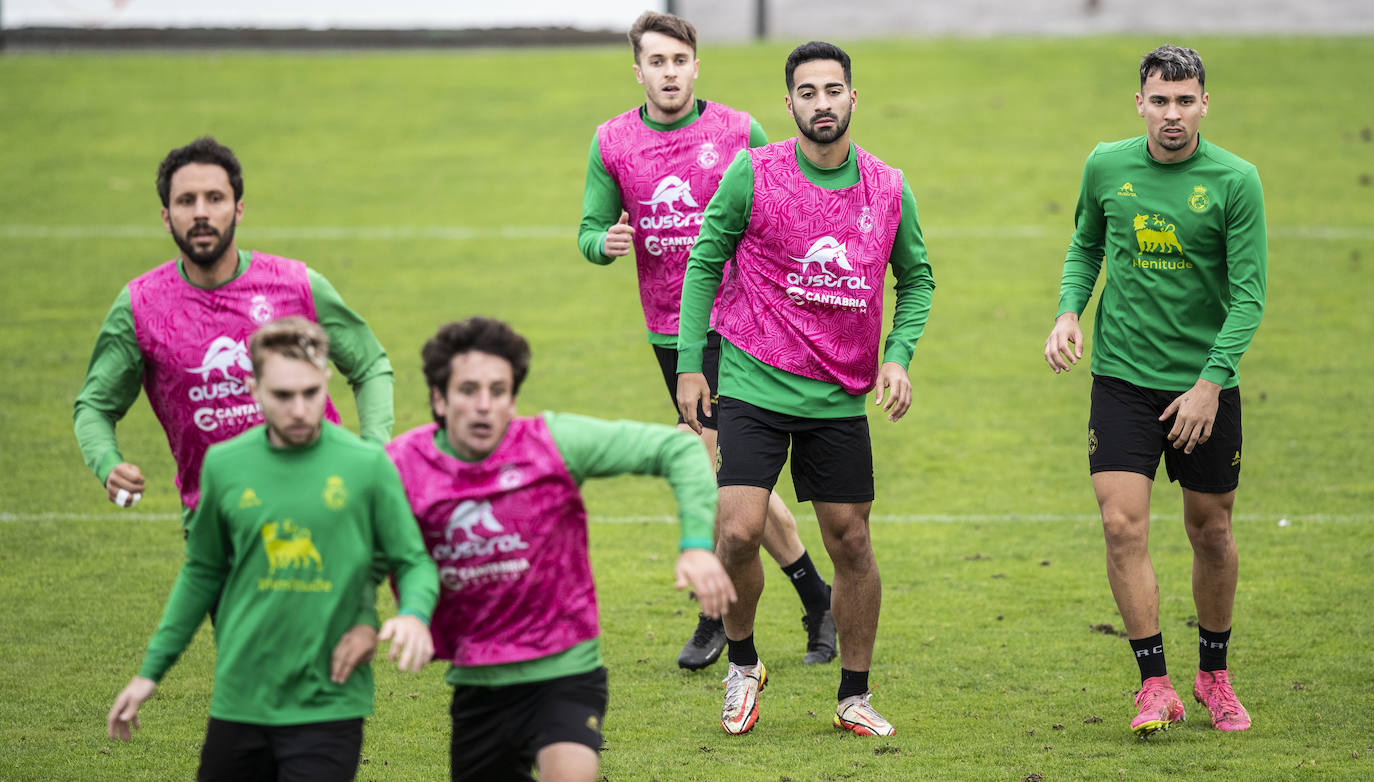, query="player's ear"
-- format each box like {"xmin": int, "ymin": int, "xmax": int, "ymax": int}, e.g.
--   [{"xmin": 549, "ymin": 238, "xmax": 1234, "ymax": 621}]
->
[
  {"xmin": 161, "ymin": 207, "xmax": 172, "ymax": 234},
  {"xmin": 430, "ymin": 385, "xmax": 447, "ymax": 419}
]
